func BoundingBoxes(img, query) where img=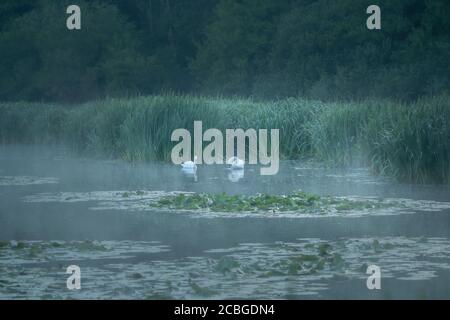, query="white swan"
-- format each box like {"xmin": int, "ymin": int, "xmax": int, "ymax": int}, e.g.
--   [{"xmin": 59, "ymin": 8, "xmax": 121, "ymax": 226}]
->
[
  {"xmin": 181, "ymin": 155, "xmax": 198, "ymax": 170},
  {"xmin": 227, "ymin": 156, "xmax": 245, "ymax": 170}
]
